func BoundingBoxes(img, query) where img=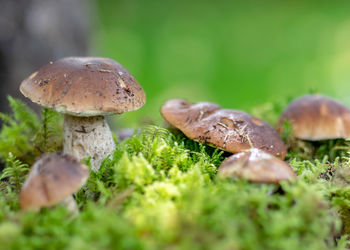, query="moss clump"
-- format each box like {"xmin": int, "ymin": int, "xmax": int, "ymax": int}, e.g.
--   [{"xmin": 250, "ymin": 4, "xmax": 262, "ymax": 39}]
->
[
  {"xmin": 0, "ymin": 97, "xmax": 62, "ymax": 165},
  {"xmin": 0, "ymin": 97, "xmax": 350, "ymax": 249}
]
